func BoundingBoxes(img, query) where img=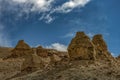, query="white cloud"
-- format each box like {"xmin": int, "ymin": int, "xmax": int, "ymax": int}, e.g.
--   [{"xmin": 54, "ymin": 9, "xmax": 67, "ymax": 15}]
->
[
  {"xmin": 10, "ymin": 0, "xmax": 54, "ymax": 12},
  {"xmin": 39, "ymin": 13, "xmax": 55, "ymax": 23},
  {"xmin": 2, "ymin": 0, "xmax": 55, "ymax": 22},
  {"xmin": 31, "ymin": 0, "xmax": 54, "ymax": 12},
  {"xmin": 12, "ymin": 0, "xmax": 27, "ymax": 3},
  {"xmin": 10, "ymin": 0, "xmax": 90, "ymax": 13},
  {"xmin": 44, "ymin": 0, "xmax": 90, "ymax": 22},
  {"xmin": 46, "ymin": 43, "xmax": 67, "ymax": 52},
  {"xmin": 54, "ymin": 0, "xmax": 90, "ymax": 13},
  {"xmin": 0, "ymin": 0, "xmax": 90, "ymax": 23}
]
